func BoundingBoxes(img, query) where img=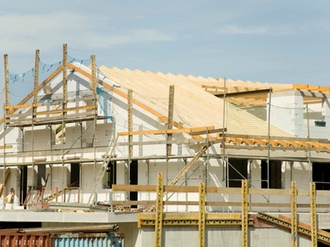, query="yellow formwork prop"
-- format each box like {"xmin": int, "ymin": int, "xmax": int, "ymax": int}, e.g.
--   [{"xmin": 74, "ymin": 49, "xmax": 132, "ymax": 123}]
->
[
  {"xmin": 241, "ymin": 180, "xmax": 248, "ymax": 247},
  {"xmin": 310, "ymin": 182, "xmax": 317, "ymax": 247},
  {"xmin": 291, "ymin": 181, "xmax": 298, "ymax": 247},
  {"xmin": 154, "ymin": 173, "xmax": 164, "ymax": 247},
  {"xmin": 199, "ymin": 182, "xmax": 206, "ymax": 247}
]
